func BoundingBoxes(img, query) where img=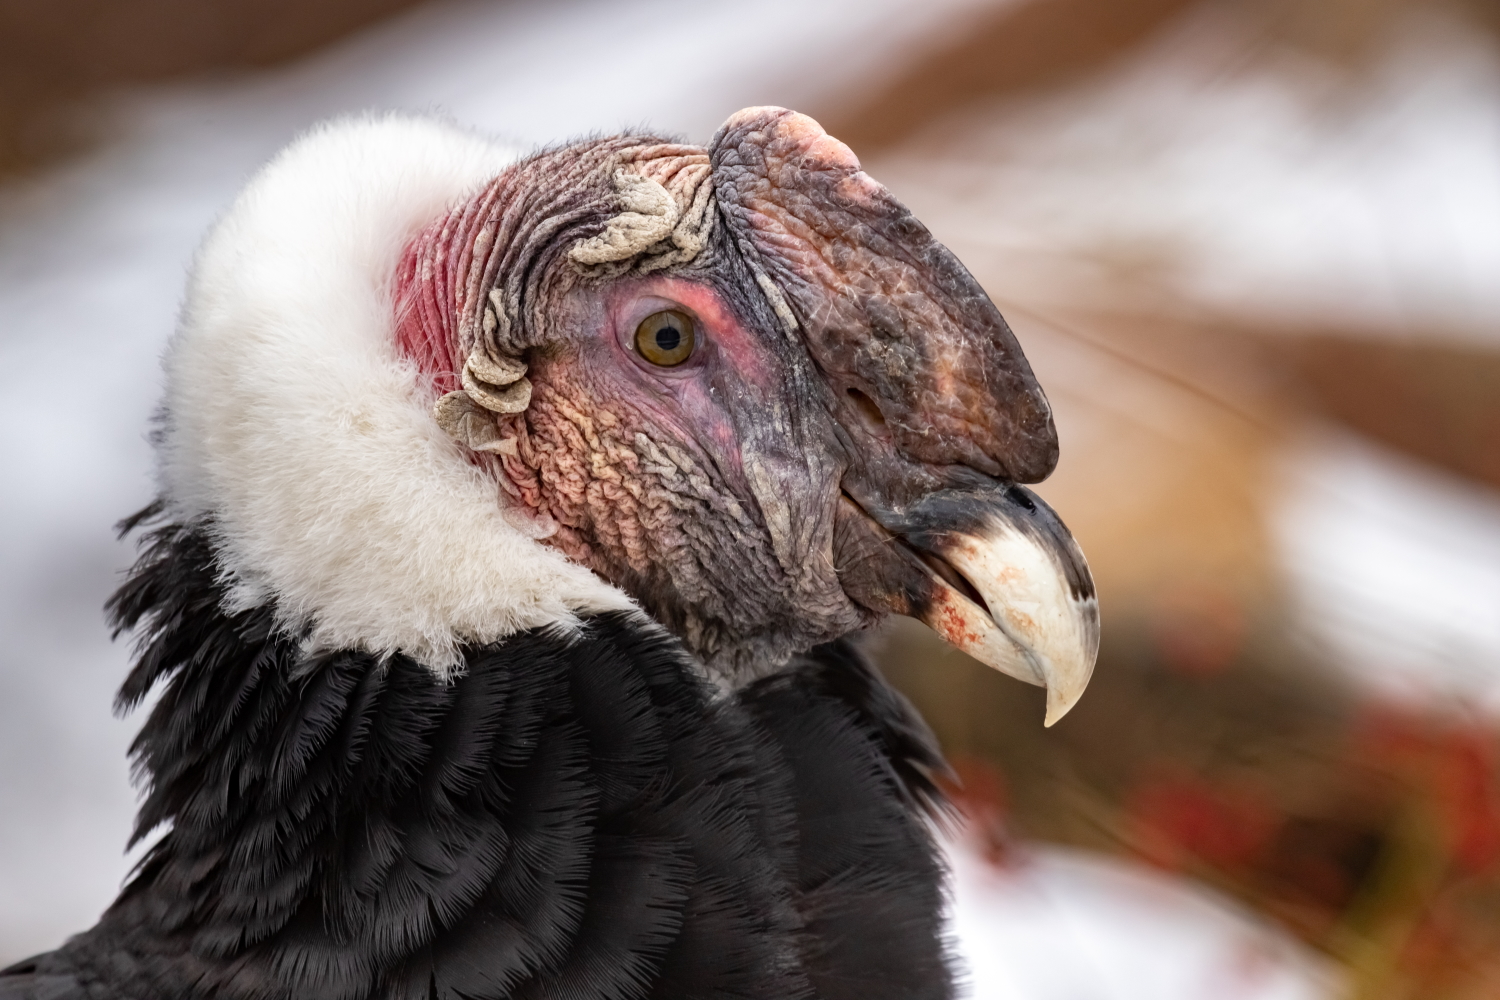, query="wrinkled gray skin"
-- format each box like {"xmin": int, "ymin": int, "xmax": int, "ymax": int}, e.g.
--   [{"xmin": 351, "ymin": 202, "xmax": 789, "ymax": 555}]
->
[{"xmin": 410, "ymin": 107, "xmax": 1061, "ymax": 684}]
